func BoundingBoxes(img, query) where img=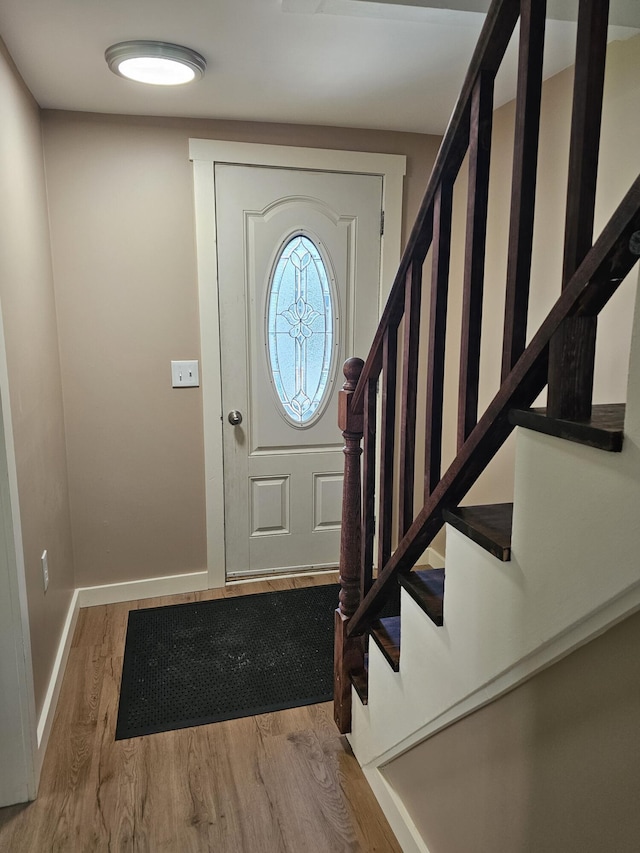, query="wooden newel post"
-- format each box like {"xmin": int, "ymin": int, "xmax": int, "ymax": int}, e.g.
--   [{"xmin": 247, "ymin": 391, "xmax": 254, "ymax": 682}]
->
[{"xmin": 334, "ymin": 357, "xmax": 365, "ymax": 734}]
